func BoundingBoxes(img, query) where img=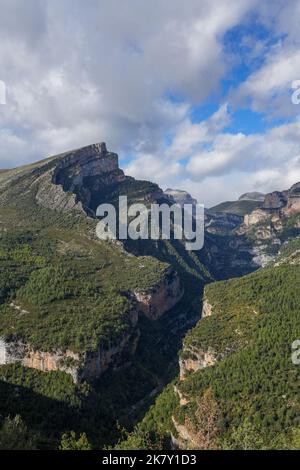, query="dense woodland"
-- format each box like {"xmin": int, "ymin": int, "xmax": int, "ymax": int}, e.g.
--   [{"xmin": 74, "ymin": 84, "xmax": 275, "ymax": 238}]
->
[{"xmin": 119, "ymin": 260, "xmax": 300, "ymax": 449}]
